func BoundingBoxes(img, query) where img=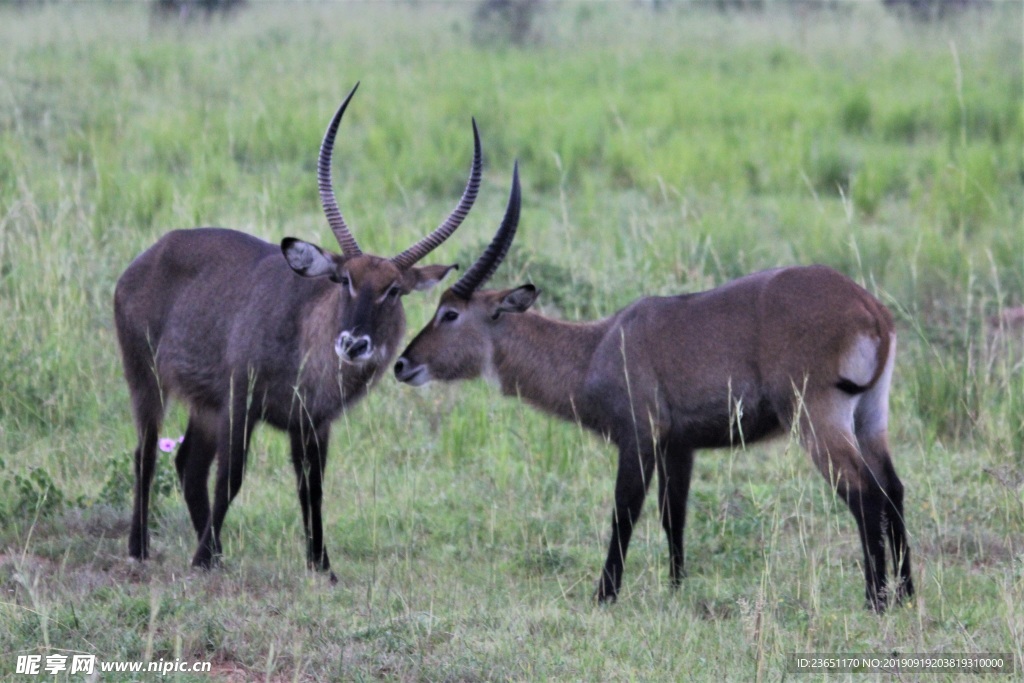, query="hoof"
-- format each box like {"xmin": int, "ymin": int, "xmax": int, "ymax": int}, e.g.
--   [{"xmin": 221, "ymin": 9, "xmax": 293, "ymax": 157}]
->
[
  {"xmin": 191, "ymin": 548, "xmax": 220, "ymax": 570},
  {"xmin": 128, "ymin": 538, "xmax": 148, "ymax": 561},
  {"xmin": 865, "ymin": 588, "xmax": 889, "ymax": 614},
  {"xmin": 594, "ymin": 583, "xmax": 618, "ymax": 605},
  {"xmin": 895, "ymin": 577, "xmax": 915, "ymax": 605},
  {"xmin": 866, "ymin": 598, "xmax": 887, "ymax": 614}
]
